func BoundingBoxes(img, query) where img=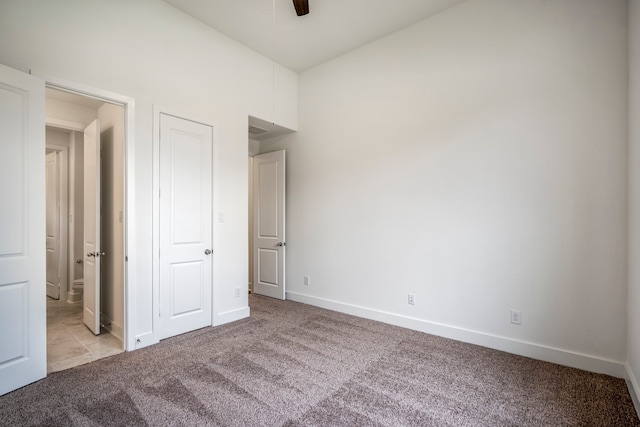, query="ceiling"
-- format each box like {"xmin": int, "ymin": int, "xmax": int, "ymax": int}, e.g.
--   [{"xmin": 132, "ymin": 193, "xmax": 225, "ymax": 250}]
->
[{"xmin": 163, "ymin": 0, "xmax": 466, "ymax": 73}]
